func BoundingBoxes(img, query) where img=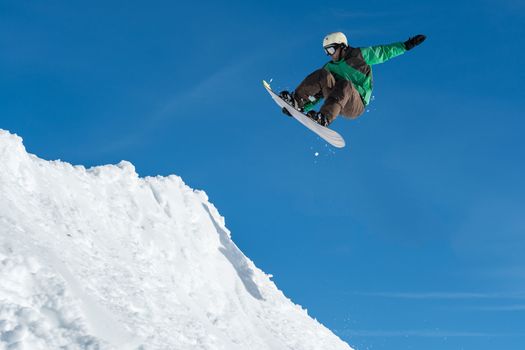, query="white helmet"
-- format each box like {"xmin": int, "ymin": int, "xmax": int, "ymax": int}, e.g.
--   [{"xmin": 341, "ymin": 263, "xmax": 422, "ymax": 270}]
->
[{"xmin": 323, "ymin": 32, "xmax": 348, "ymax": 48}]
